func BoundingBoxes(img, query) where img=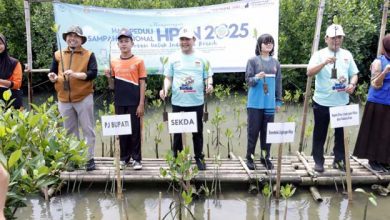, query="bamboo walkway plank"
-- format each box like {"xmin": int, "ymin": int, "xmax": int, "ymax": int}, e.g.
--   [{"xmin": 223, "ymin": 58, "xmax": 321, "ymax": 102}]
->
[{"xmin": 60, "ymin": 156, "xmax": 390, "ymax": 186}]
